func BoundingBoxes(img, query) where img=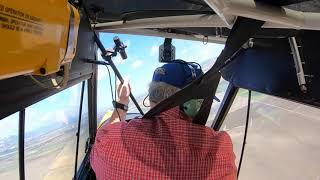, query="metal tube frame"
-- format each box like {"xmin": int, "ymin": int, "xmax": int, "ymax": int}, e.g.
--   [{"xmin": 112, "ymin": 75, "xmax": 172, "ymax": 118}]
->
[
  {"xmin": 93, "ymin": 1, "xmax": 320, "ymax": 31},
  {"xmin": 93, "ymin": 14, "xmax": 303, "ymax": 32},
  {"xmin": 93, "ymin": 32, "xmax": 144, "ymax": 115},
  {"xmin": 74, "ymin": 81, "xmax": 86, "ymax": 180},
  {"xmin": 98, "ymin": 28, "xmax": 226, "ymax": 44},
  {"xmin": 94, "ymin": 14, "xmax": 227, "ymax": 30},
  {"xmin": 88, "ymin": 65, "xmax": 98, "ymax": 143},
  {"xmin": 76, "ymin": 41, "xmax": 98, "ymax": 180},
  {"xmin": 212, "ymin": 83, "xmax": 239, "ymax": 131},
  {"xmin": 288, "ymin": 36, "xmax": 307, "ymax": 92},
  {"xmin": 19, "ymin": 109, "xmax": 25, "ymax": 180}
]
